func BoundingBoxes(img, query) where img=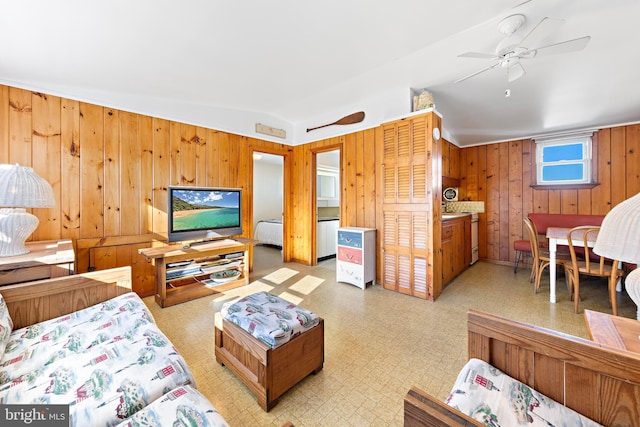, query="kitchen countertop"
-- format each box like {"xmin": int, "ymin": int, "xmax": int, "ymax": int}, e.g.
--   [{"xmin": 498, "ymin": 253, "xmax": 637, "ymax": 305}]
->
[
  {"xmin": 442, "ymin": 213, "xmax": 471, "ymax": 221},
  {"xmin": 318, "ymin": 217, "xmax": 339, "ymax": 222}
]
